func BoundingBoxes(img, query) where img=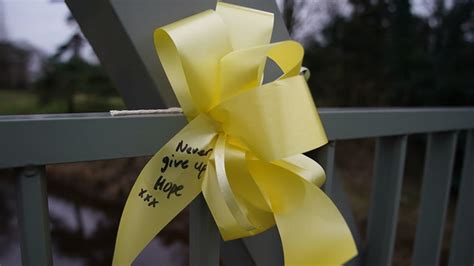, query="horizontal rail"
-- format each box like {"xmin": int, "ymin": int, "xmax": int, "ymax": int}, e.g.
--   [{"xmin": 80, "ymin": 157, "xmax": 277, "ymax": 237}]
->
[{"xmin": 1, "ymin": 108, "xmax": 474, "ymax": 169}]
